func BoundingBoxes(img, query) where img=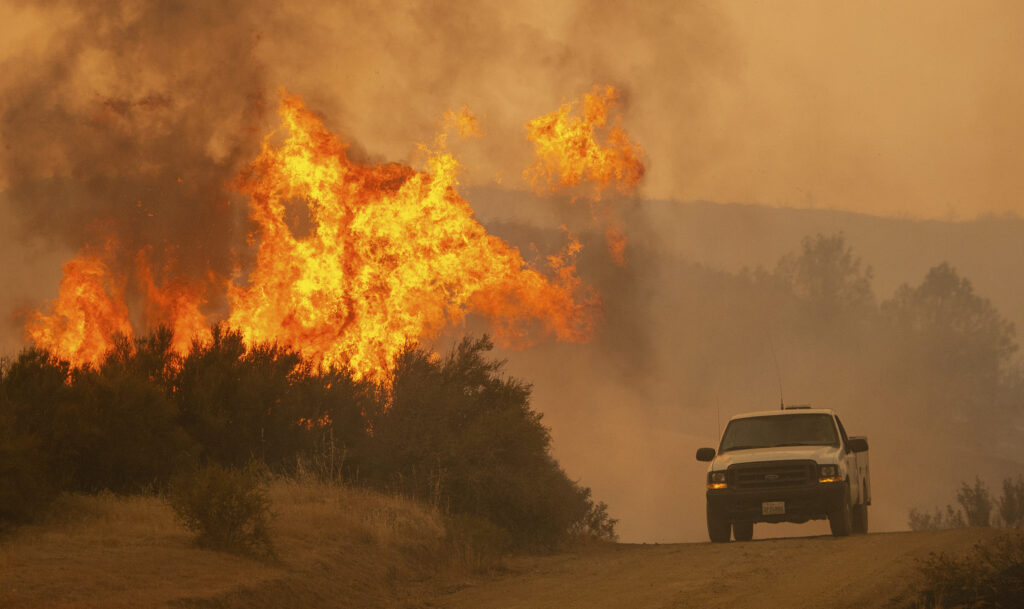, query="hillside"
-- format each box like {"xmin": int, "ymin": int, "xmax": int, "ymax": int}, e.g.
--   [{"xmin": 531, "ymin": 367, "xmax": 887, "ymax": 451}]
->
[
  {"xmin": 467, "ymin": 187, "xmax": 1024, "ymax": 333},
  {"xmin": 0, "ymin": 480, "xmax": 452, "ymax": 609}
]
